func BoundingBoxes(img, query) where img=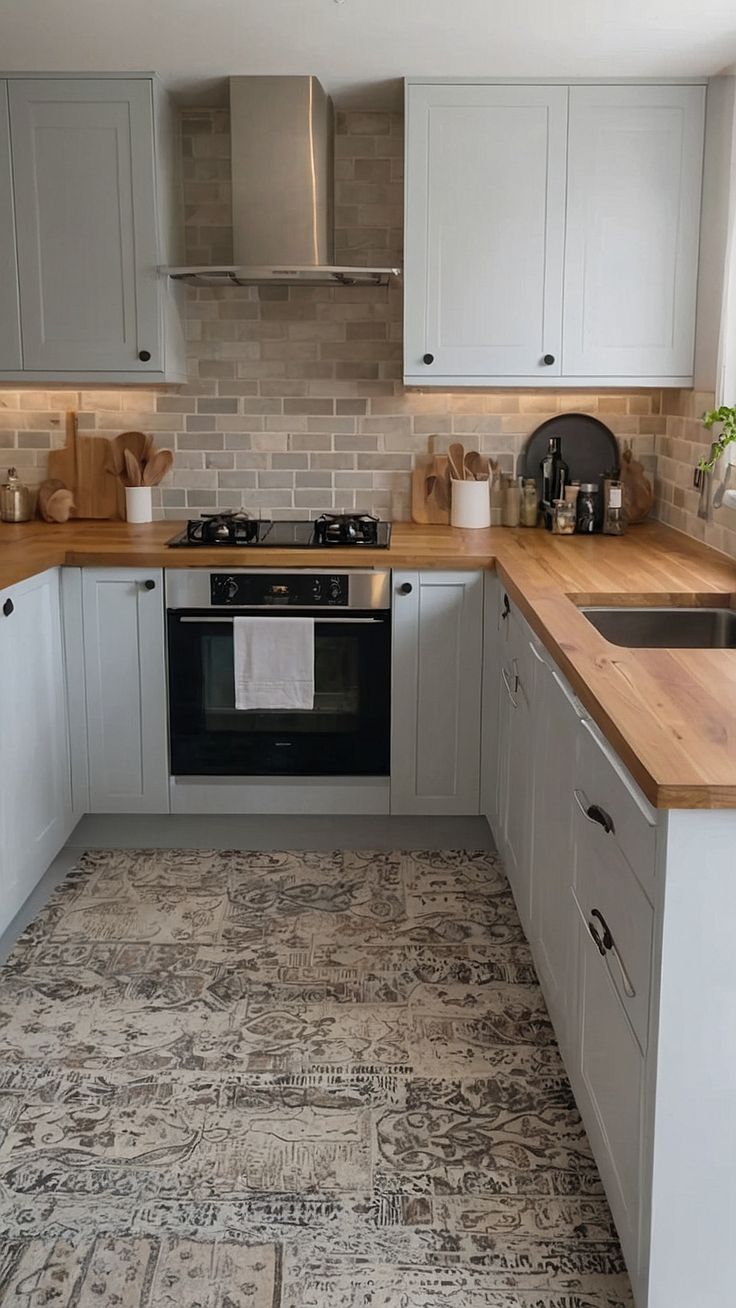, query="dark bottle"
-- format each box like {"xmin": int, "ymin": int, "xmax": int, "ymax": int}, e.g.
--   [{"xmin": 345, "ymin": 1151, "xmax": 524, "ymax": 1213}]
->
[{"xmin": 540, "ymin": 436, "xmax": 569, "ymax": 530}]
